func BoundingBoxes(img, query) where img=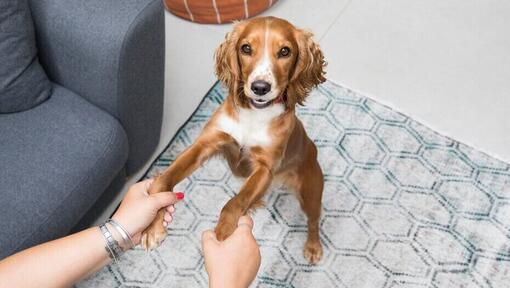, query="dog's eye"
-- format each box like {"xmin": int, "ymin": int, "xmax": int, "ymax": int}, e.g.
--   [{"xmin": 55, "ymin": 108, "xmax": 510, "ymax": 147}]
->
[
  {"xmin": 241, "ymin": 44, "xmax": 252, "ymax": 55},
  {"xmin": 278, "ymin": 47, "xmax": 291, "ymax": 58}
]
